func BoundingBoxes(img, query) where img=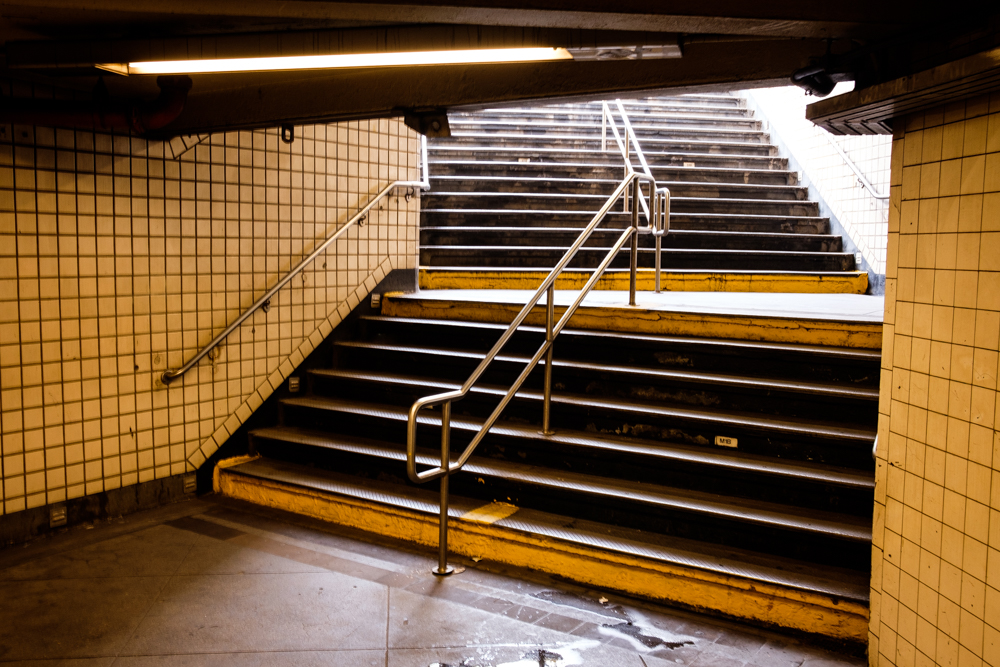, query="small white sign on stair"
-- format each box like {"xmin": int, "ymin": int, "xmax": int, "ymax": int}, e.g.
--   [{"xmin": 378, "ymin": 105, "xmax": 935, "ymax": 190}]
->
[{"xmin": 715, "ymin": 435, "xmax": 738, "ymax": 448}]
